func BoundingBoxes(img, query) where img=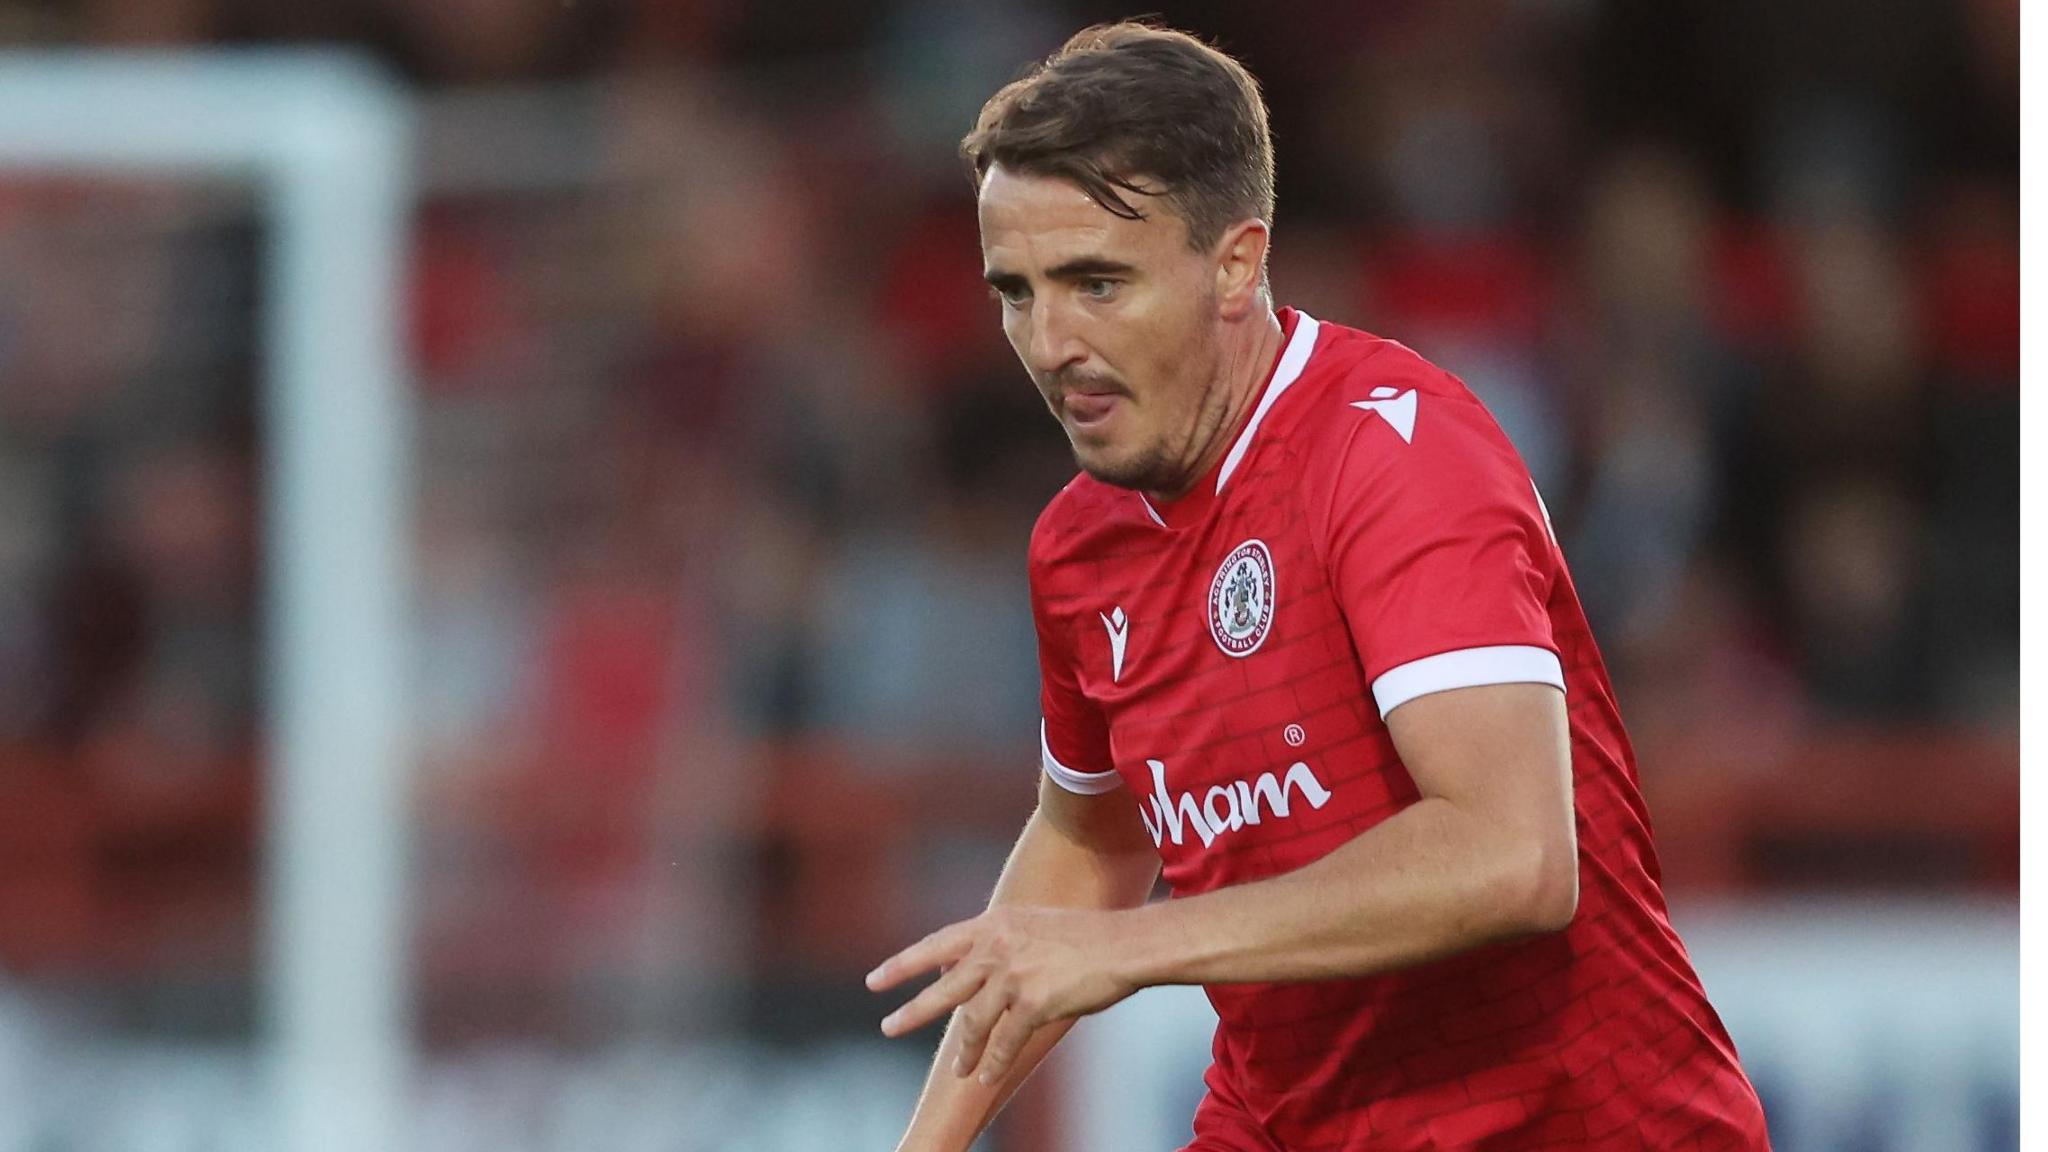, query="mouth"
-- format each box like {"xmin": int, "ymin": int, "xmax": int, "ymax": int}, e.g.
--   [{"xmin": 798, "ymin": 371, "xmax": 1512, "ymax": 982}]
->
[{"xmin": 1062, "ymin": 391, "xmax": 1122, "ymax": 428}]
